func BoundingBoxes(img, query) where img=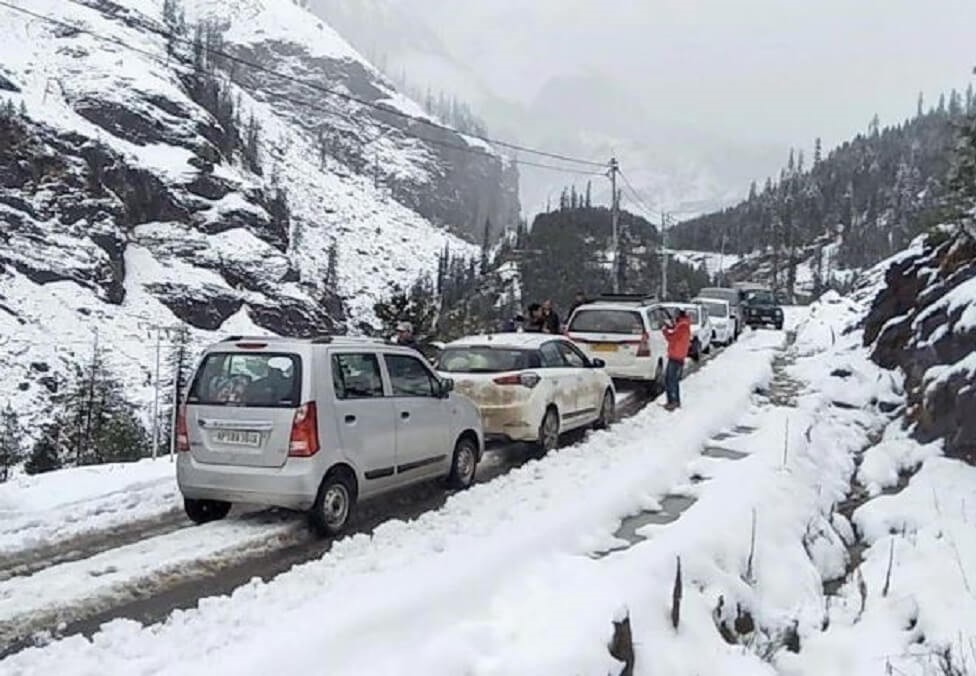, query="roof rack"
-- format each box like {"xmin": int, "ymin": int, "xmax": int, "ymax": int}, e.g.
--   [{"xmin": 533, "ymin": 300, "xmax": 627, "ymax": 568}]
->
[{"xmin": 591, "ymin": 293, "xmax": 659, "ymax": 306}]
